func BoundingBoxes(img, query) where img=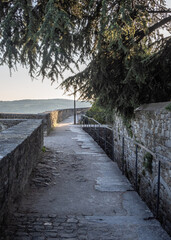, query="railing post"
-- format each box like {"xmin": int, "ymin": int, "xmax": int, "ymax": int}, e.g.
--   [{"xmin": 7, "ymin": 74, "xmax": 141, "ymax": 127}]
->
[
  {"xmin": 82, "ymin": 116, "xmax": 84, "ymax": 128},
  {"xmin": 74, "ymin": 87, "xmax": 76, "ymax": 124},
  {"xmin": 90, "ymin": 120, "xmax": 92, "ymax": 134},
  {"xmin": 156, "ymin": 160, "xmax": 161, "ymax": 219},
  {"xmin": 112, "ymin": 130, "xmax": 115, "ymax": 161},
  {"xmin": 98, "ymin": 124, "xmax": 100, "ymax": 145},
  {"xmin": 94, "ymin": 122, "xmax": 95, "ymax": 139},
  {"xmin": 122, "ymin": 136, "xmax": 125, "ymax": 175},
  {"xmin": 95, "ymin": 123, "xmax": 97, "ymax": 139},
  {"xmin": 105, "ymin": 127, "xmax": 107, "ymax": 152},
  {"xmin": 135, "ymin": 144, "xmax": 138, "ymax": 191}
]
